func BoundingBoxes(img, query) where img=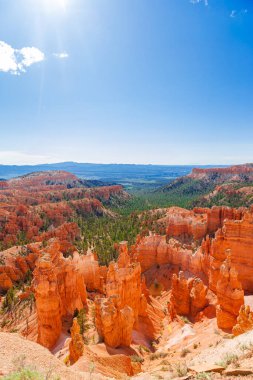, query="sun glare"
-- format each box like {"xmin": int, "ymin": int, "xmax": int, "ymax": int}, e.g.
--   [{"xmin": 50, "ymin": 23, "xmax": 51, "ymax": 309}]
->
[{"xmin": 41, "ymin": 0, "xmax": 69, "ymax": 12}]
